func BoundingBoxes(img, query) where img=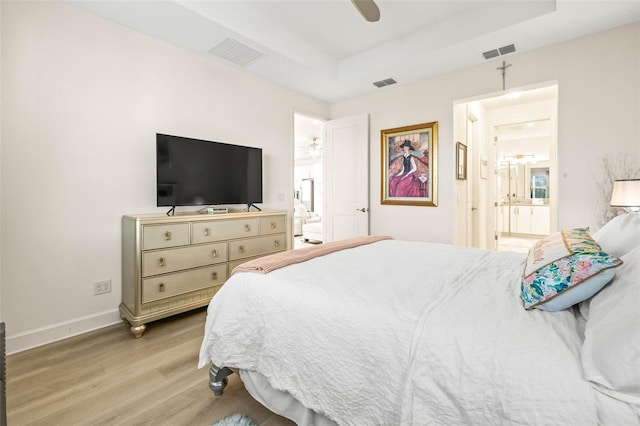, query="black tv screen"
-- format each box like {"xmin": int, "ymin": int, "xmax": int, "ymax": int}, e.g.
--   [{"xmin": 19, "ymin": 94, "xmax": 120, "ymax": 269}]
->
[{"xmin": 156, "ymin": 133, "xmax": 263, "ymax": 207}]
